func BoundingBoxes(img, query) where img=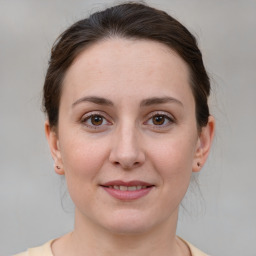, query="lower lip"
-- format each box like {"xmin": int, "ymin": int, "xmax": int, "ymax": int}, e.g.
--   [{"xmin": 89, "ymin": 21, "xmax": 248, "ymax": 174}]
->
[{"xmin": 101, "ymin": 186, "xmax": 153, "ymax": 200}]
